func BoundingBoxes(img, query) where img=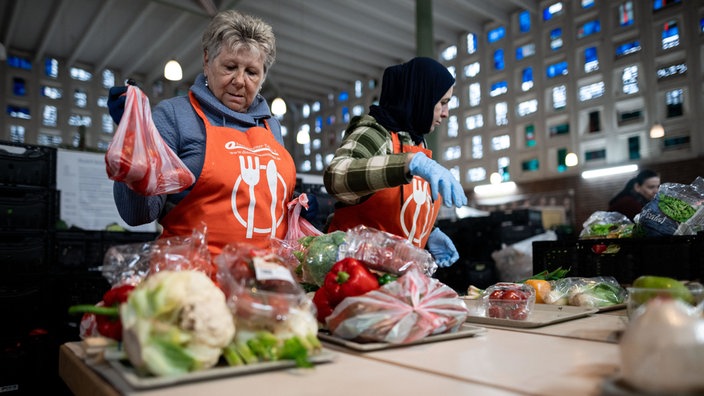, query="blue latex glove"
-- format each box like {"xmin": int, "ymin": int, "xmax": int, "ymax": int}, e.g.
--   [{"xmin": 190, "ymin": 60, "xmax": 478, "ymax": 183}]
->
[
  {"xmin": 107, "ymin": 86, "xmax": 128, "ymax": 125},
  {"xmin": 427, "ymin": 228, "xmax": 459, "ymax": 267},
  {"xmin": 409, "ymin": 152, "xmax": 467, "ymax": 208}
]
